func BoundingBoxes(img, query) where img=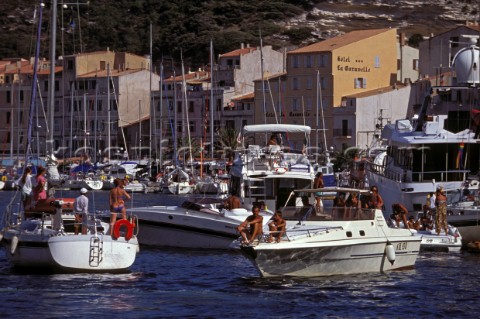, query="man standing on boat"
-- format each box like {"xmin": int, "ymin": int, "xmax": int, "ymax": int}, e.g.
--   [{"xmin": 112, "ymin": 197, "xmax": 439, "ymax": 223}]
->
[{"xmin": 74, "ymin": 188, "xmax": 89, "ymax": 235}]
